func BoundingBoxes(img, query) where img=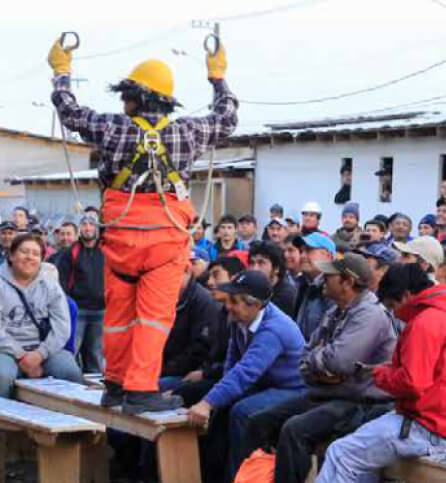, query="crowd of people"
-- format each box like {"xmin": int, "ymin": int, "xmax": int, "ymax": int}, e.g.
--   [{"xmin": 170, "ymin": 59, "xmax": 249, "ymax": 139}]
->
[{"xmin": 0, "ymin": 197, "xmax": 446, "ymax": 483}]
